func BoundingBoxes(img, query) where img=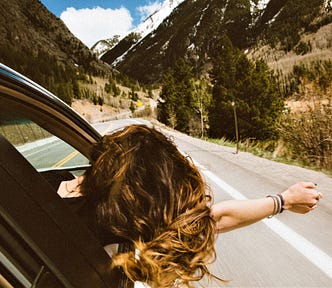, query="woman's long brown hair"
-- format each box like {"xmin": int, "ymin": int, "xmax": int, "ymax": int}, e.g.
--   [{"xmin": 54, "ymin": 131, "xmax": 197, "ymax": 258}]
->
[{"xmin": 81, "ymin": 125, "xmax": 216, "ymax": 287}]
